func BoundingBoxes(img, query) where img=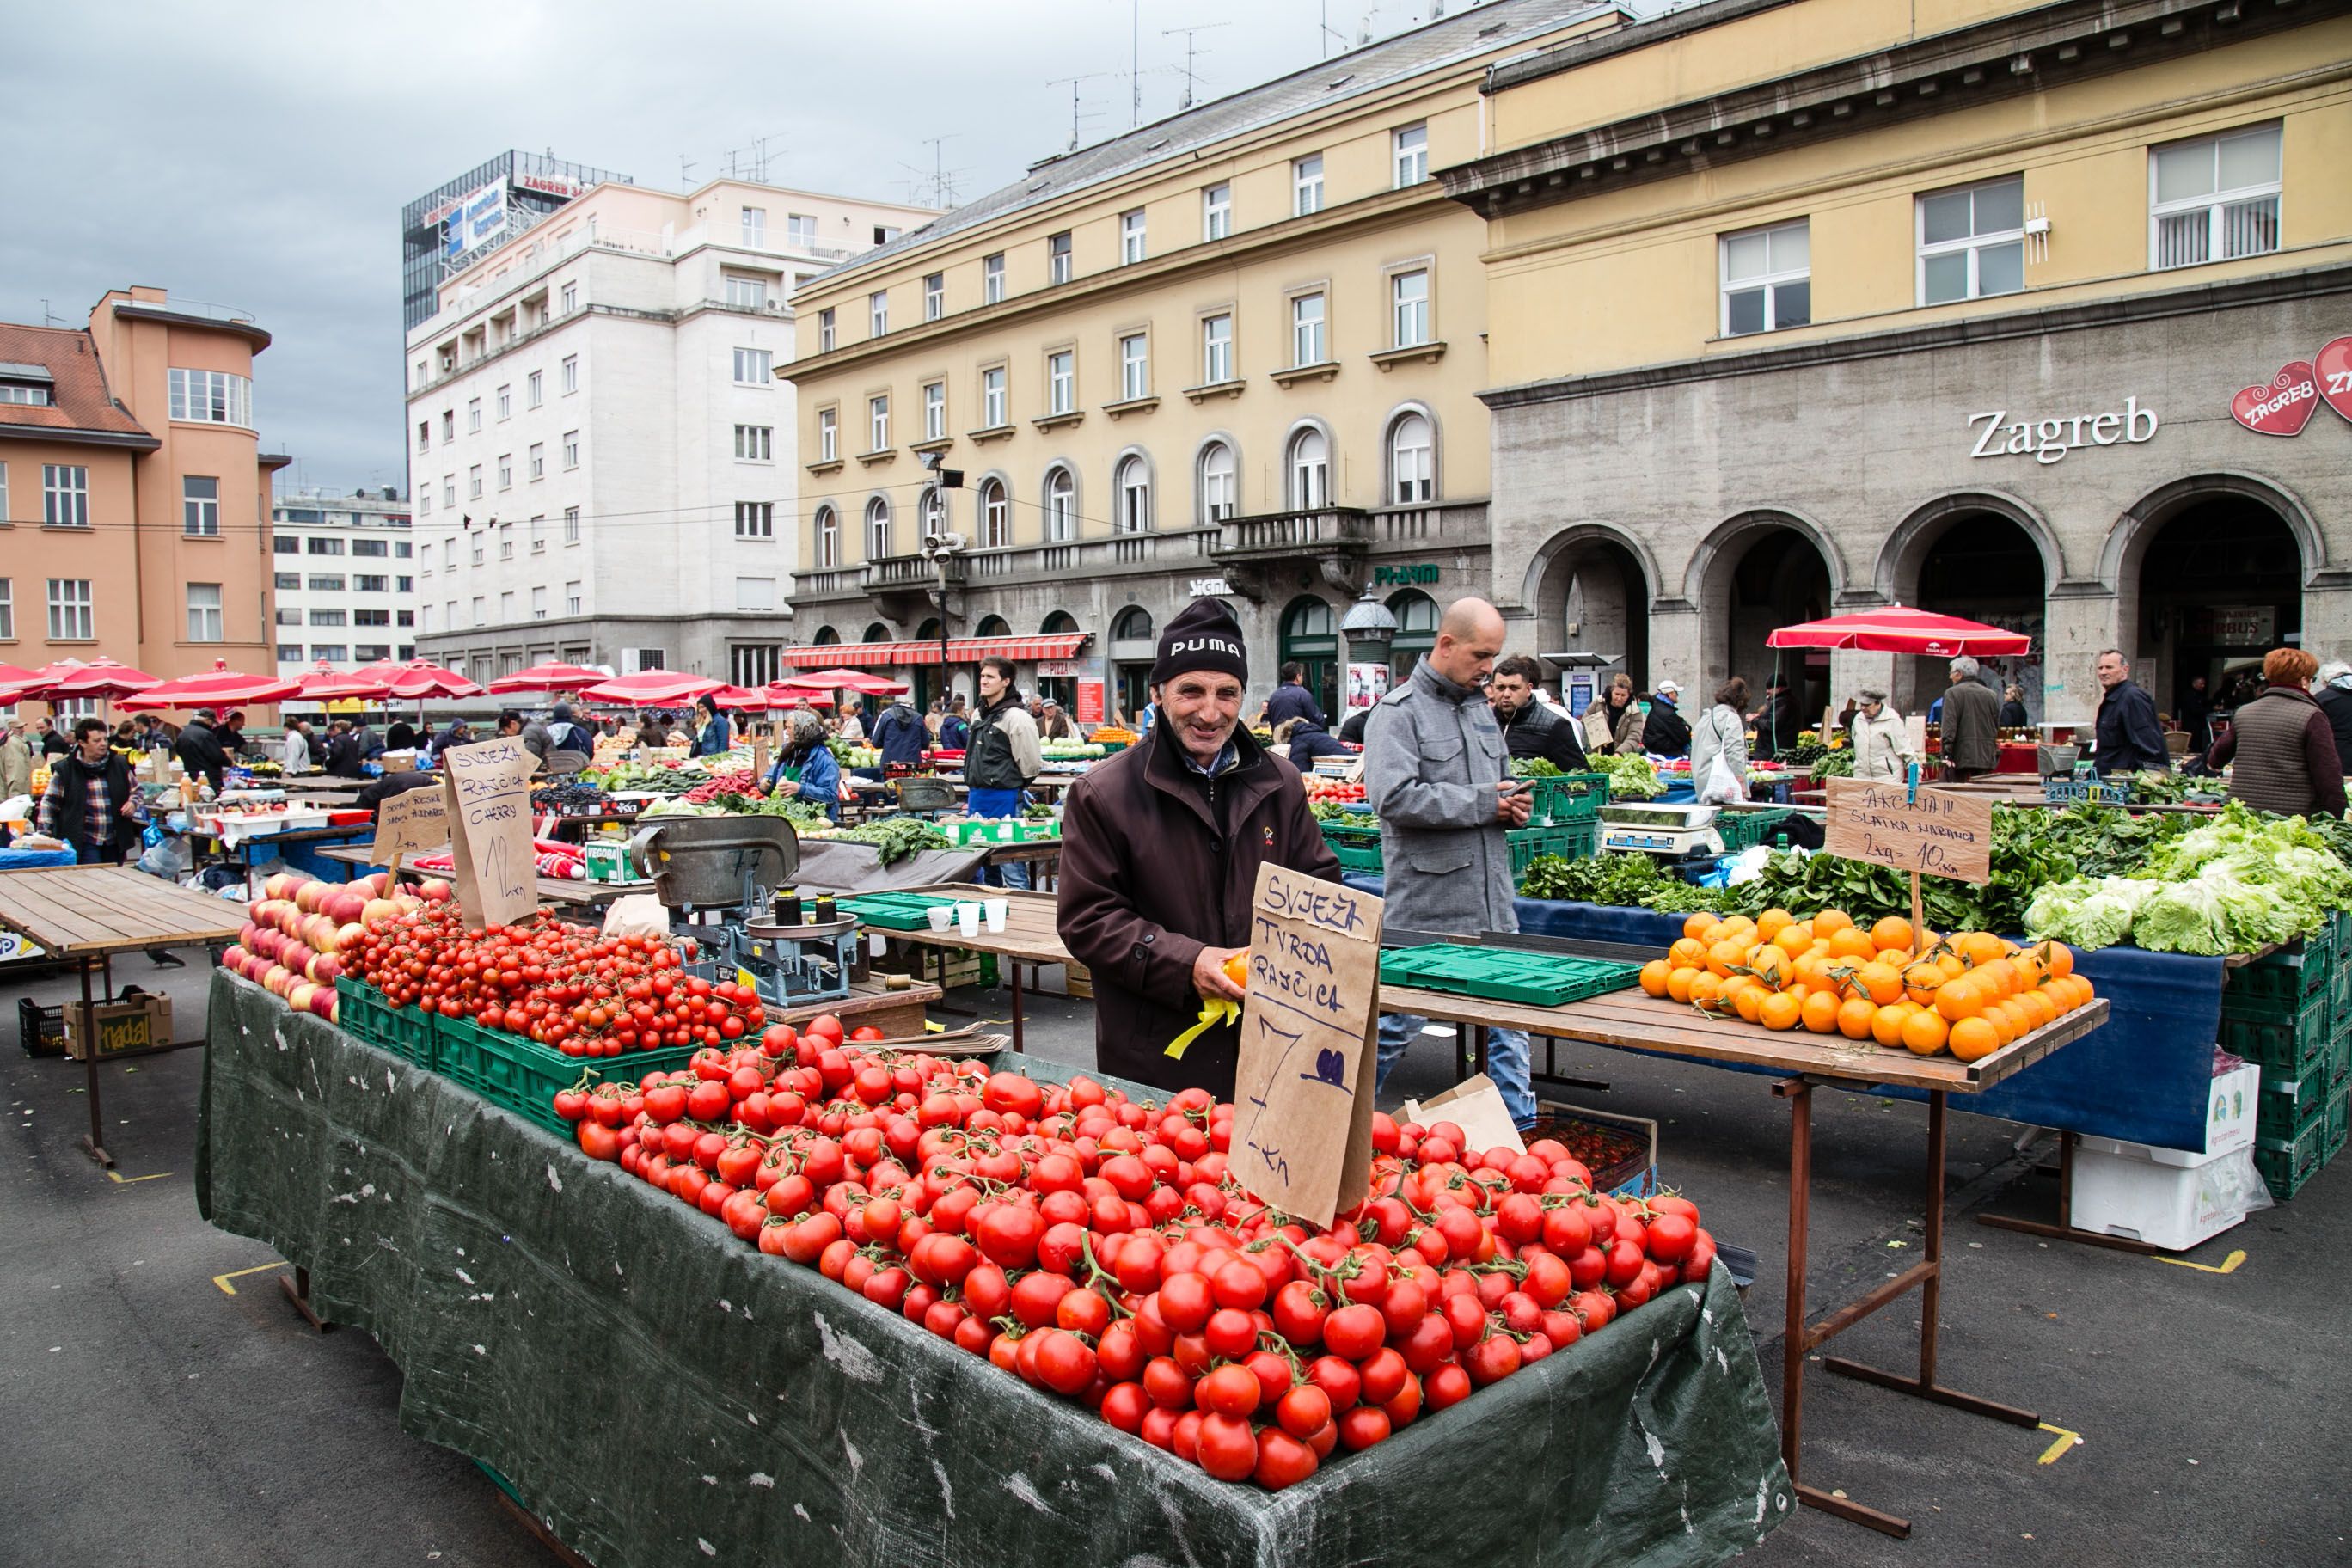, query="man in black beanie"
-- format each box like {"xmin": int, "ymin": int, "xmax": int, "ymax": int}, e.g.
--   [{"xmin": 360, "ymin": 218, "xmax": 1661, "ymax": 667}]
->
[{"xmin": 1057, "ymin": 599, "xmax": 1341, "ymax": 1098}]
